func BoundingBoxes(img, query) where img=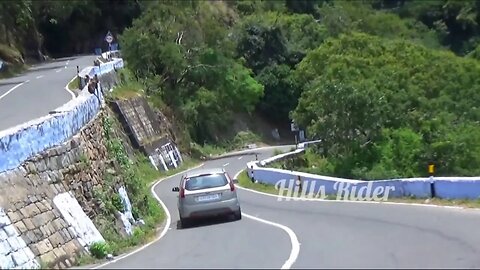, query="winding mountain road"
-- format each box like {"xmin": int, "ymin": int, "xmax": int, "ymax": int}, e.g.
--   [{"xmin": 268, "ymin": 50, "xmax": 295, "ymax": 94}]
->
[
  {"xmin": 93, "ymin": 146, "xmax": 480, "ymax": 269},
  {"xmin": 0, "ymin": 55, "xmax": 96, "ymax": 131}
]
